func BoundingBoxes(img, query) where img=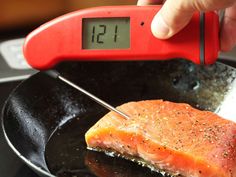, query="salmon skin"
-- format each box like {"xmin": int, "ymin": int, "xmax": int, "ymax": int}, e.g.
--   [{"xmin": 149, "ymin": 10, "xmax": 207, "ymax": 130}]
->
[{"xmin": 85, "ymin": 100, "xmax": 236, "ymax": 177}]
